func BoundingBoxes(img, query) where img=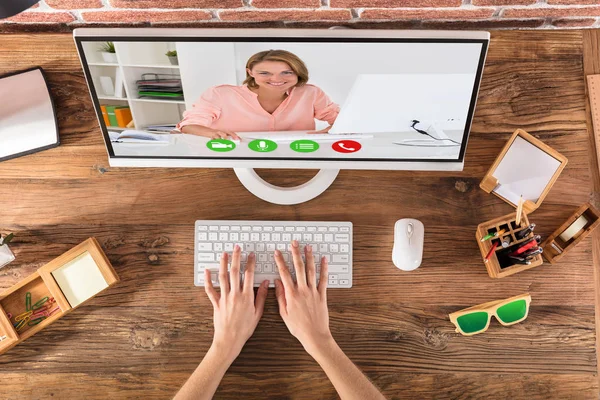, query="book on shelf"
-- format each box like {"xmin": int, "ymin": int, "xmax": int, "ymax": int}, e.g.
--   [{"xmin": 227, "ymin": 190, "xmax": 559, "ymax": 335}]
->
[
  {"xmin": 100, "ymin": 105, "xmax": 110, "ymax": 126},
  {"xmin": 114, "ymin": 107, "xmax": 132, "ymax": 127}
]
